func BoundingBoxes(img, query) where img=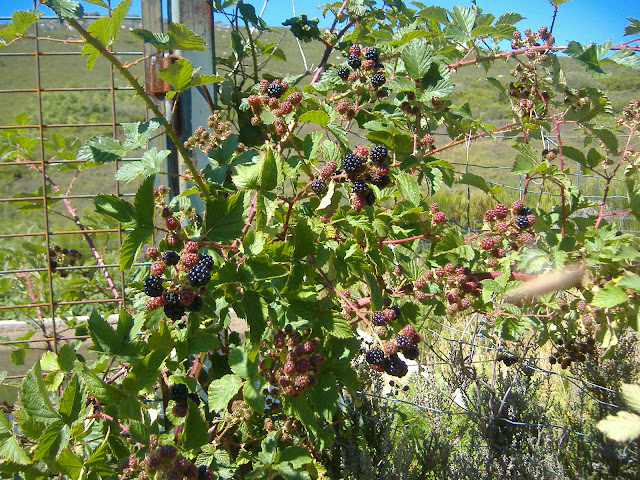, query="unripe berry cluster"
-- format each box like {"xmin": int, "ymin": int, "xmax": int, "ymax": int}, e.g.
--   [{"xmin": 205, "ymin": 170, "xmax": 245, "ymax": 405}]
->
[
  {"xmin": 366, "ymin": 324, "xmax": 421, "ymax": 378},
  {"xmin": 424, "ymin": 263, "xmax": 481, "ymax": 314},
  {"xmin": 617, "ymin": 98, "xmax": 640, "ymax": 127},
  {"xmin": 261, "ymin": 326, "xmax": 325, "ymax": 397},
  {"xmin": 183, "ymin": 111, "xmax": 233, "ymax": 153},
  {"xmin": 246, "ymin": 80, "xmax": 301, "ymax": 136},
  {"xmin": 128, "ymin": 441, "xmax": 208, "ymax": 480},
  {"xmin": 48, "ymin": 245, "xmax": 83, "ymax": 277},
  {"xmin": 143, "ymin": 238, "xmax": 212, "ymax": 321},
  {"xmin": 370, "ymin": 304, "xmax": 401, "ymax": 326},
  {"xmin": 510, "ymin": 26, "xmax": 555, "ymax": 55},
  {"xmin": 481, "ymin": 201, "xmax": 537, "ymax": 265},
  {"xmin": 429, "ymin": 202, "xmax": 448, "ymax": 226},
  {"xmin": 337, "ymin": 44, "xmax": 387, "ymax": 92}
]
